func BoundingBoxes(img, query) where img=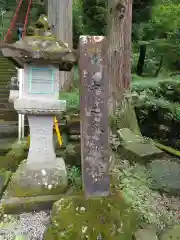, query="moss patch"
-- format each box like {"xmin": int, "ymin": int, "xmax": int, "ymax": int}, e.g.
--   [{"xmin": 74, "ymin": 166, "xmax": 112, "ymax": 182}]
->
[
  {"xmin": 160, "ymin": 224, "xmax": 180, "ymax": 240},
  {"xmin": 0, "ymin": 141, "xmax": 28, "ymax": 172},
  {"xmin": 44, "ymin": 194, "xmax": 140, "ymax": 240},
  {"xmin": 1, "ymin": 194, "xmax": 63, "ymax": 214}
]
